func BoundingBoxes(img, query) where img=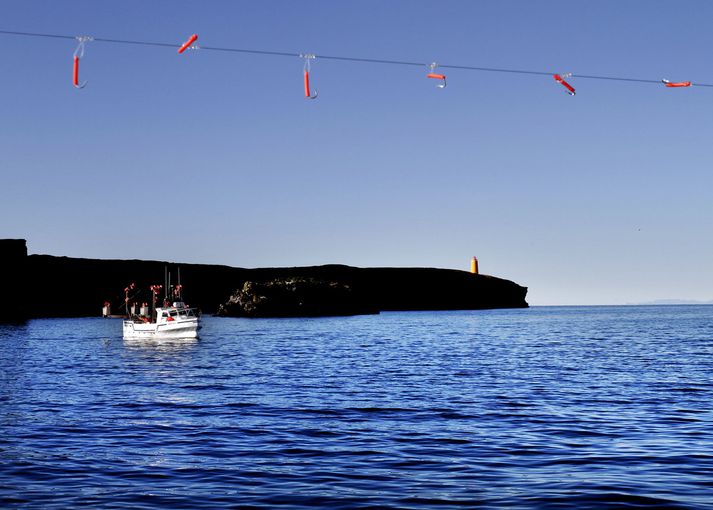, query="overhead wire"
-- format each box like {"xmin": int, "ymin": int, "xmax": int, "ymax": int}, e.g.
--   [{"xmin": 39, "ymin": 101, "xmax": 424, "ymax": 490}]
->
[{"xmin": 2, "ymin": 28, "xmax": 711, "ymax": 89}]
